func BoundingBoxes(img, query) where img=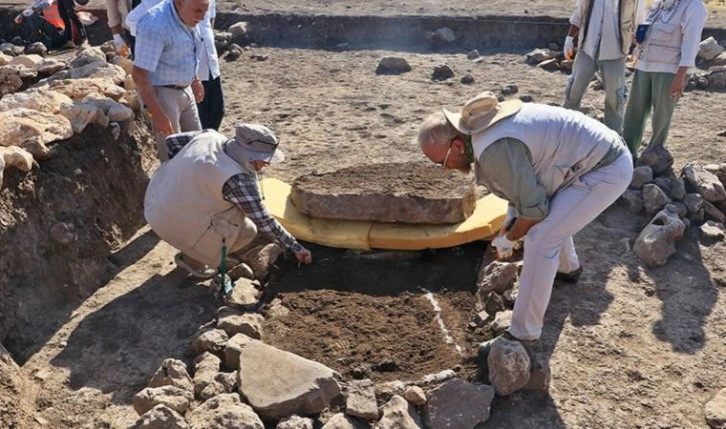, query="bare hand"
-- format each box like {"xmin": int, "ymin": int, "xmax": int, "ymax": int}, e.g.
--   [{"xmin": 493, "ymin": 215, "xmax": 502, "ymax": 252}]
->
[
  {"xmin": 192, "ymin": 79, "xmax": 205, "ymax": 103},
  {"xmin": 295, "ymin": 248, "xmax": 312, "ymax": 265},
  {"xmin": 670, "ymin": 76, "xmax": 685, "ymax": 99},
  {"xmin": 152, "ymin": 113, "xmax": 173, "ymax": 136}
]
